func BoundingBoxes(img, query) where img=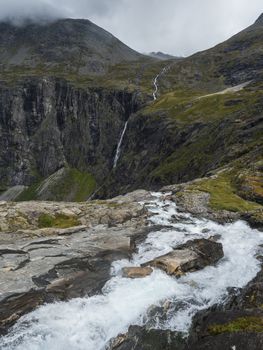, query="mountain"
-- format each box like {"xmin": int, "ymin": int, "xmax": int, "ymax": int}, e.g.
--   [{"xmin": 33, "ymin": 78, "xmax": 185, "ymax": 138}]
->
[
  {"xmin": 0, "ymin": 18, "xmax": 143, "ymax": 75},
  {"xmin": 0, "ymin": 15, "xmax": 262, "ymax": 215},
  {"xmin": 148, "ymin": 51, "xmax": 178, "ymax": 60}
]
